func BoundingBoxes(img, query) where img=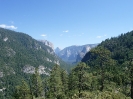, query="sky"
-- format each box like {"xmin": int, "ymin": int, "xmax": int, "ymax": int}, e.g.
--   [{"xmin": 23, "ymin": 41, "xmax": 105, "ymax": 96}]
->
[{"xmin": 0, "ymin": 0, "xmax": 133, "ymax": 49}]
